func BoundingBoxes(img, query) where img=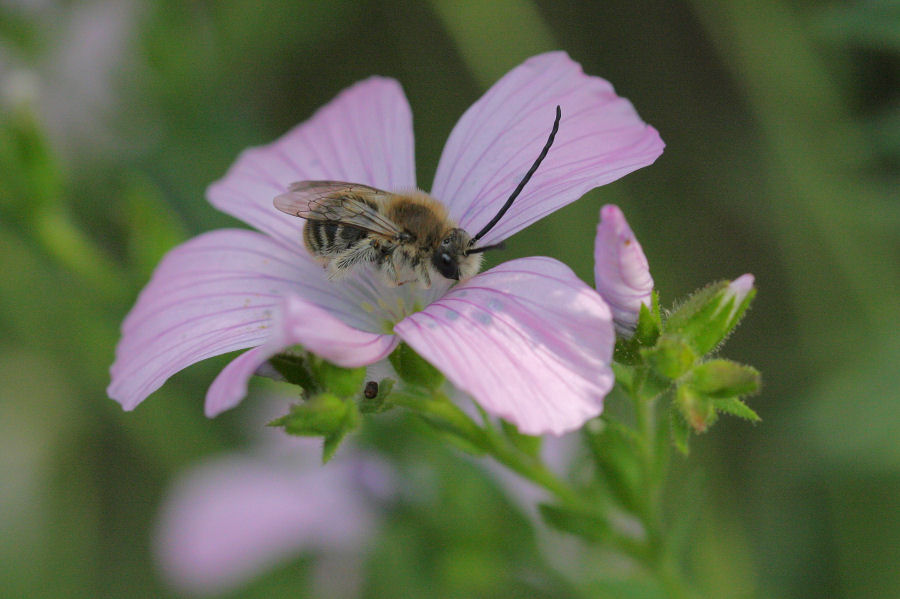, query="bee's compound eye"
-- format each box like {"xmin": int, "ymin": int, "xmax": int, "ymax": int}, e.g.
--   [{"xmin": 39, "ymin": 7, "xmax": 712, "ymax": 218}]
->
[{"xmin": 441, "ymin": 237, "xmax": 452, "ymax": 248}]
